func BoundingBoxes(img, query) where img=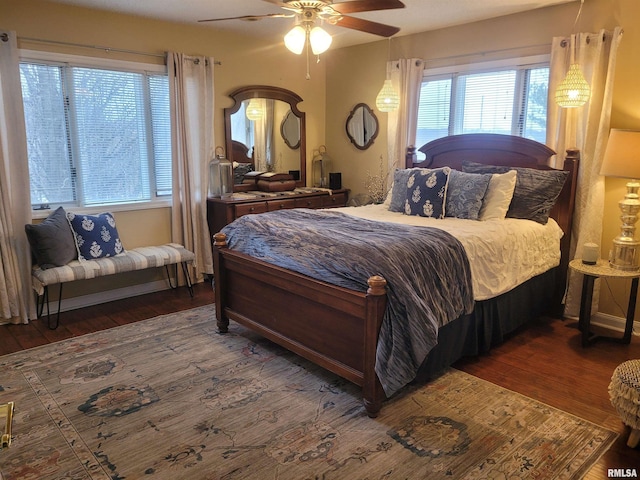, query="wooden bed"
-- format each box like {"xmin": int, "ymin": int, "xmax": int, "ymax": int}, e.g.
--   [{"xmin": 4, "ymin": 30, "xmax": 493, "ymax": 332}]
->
[{"xmin": 212, "ymin": 133, "xmax": 579, "ymax": 418}]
